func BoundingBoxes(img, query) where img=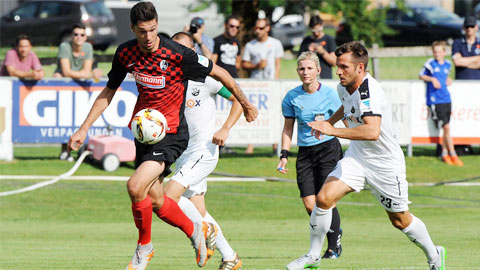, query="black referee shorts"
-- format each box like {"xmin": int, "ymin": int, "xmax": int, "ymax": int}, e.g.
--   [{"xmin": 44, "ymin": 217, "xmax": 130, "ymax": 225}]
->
[
  {"xmin": 296, "ymin": 138, "xmax": 343, "ymax": 198},
  {"xmin": 429, "ymin": 103, "xmax": 451, "ymax": 128},
  {"xmin": 134, "ymin": 131, "xmax": 189, "ymax": 177}
]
